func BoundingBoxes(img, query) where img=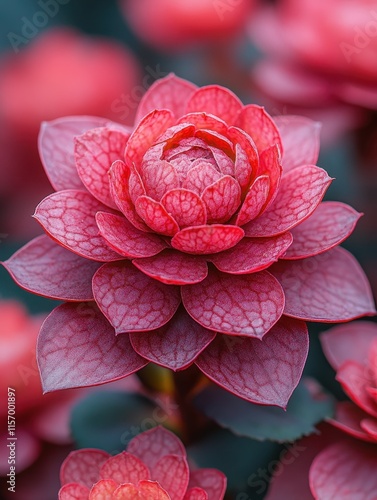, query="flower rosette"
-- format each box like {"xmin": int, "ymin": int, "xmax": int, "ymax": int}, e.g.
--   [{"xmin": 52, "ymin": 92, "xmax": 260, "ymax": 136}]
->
[{"xmin": 4, "ymin": 75, "xmax": 375, "ymax": 408}]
